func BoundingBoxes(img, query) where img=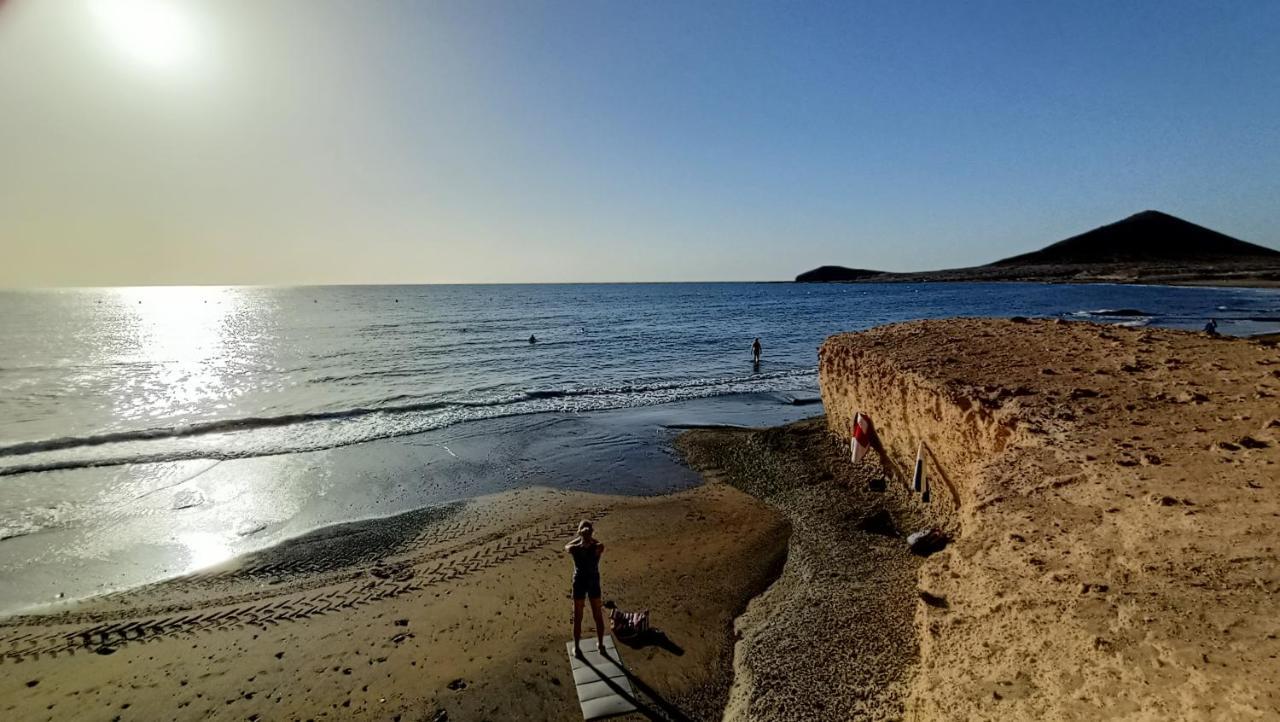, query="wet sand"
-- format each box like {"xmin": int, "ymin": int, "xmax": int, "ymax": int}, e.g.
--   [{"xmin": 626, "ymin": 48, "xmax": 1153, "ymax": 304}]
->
[
  {"xmin": 0, "ymin": 392, "xmax": 817, "ymax": 618},
  {"xmin": 1, "ymin": 483, "xmax": 787, "ymax": 721}
]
